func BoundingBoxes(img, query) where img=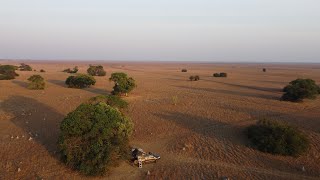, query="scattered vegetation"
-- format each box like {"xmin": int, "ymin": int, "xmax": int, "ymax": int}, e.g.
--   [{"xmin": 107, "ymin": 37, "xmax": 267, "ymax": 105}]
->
[
  {"xmin": 63, "ymin": 66, "xmax": 78, "ymax": 73},
  {"xmin": 171, "ymin": 95, "xmax": 178, "ymax": 105},
  {"xmin": 65, "ymin": 74, "xmax": 96, "ymax": 88},
  {"xmin": 247, "ymin": 119, "xmax": 309, "ymax": 156},
  {"xmin": 189, "ymin": 75, "xmax": 200, "ymax": 81},
  {"xmin": 19, "ymin": 63, "xmax": 32, "ymax": 71},
  {"xmin": 0, "ymin": 65, "xmax": 19, "ymax": 80},
  {"xmin": 281, "ymin": 78, "xmax": 320, "ymax": 102},
  {"xmin": 181, "ymin": 69, "xmax": 187, "ymax": 72},
  {"xmin": 27, "ymin": 75, "xmax": 45, "ymax": 90},
  {"xmin": 87, "ymin": 65, "xmax": 106, "ymax": 76},
  {"xmin": 87, "ymin": 95, "xmax": 128, "ymax": 109},
  {"xmin": 109, "ymin": 72, "xmax": 136, "ymax": 96},
  {"xmin": 40, "ymin": 69, "xmax": 46, "ymax": 72},
  {"xmin": 58, "ymin": 102, "xmax": 133, "ymax": 176},
  {"xmin": 263, "ymin": 68, "xmax": 267, "ymax": 72},
  {"xmin": 213, "ymin": 72, "xmax": 227, "ymax": 77}
]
